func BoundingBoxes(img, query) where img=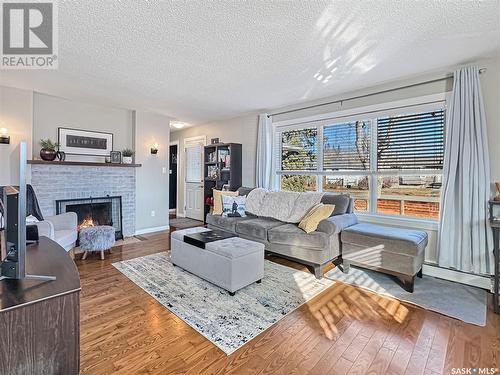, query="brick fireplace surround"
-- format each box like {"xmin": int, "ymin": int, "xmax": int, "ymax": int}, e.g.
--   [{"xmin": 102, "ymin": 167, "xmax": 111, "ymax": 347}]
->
[{"xmin": 30, "ymin": 164, "xmax": 136, "ymax": 236}]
